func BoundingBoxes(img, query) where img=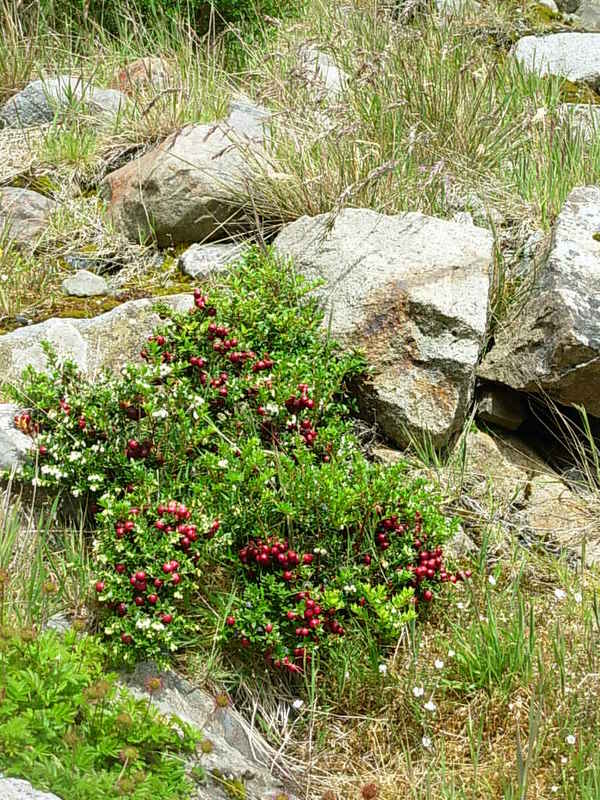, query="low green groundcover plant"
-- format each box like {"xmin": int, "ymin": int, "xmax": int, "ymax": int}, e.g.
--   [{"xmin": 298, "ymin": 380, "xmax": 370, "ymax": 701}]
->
[
  {"xmin": 7, "ymin": 248, "xmax": 466, "ymax": 670},
  {"xmin": 0, "ymin": 627, "xmax": 199, "ymax": 799}
]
